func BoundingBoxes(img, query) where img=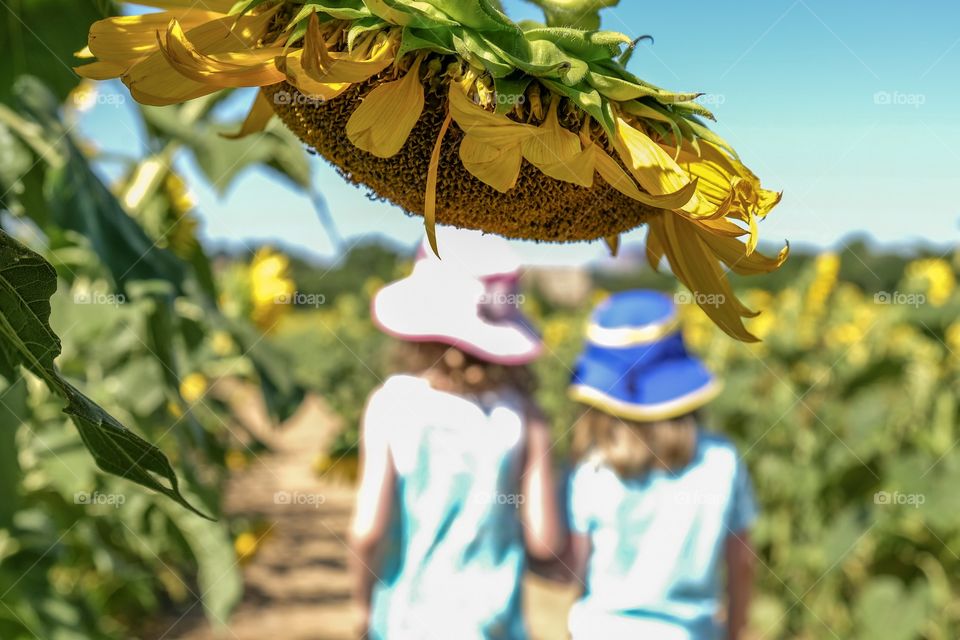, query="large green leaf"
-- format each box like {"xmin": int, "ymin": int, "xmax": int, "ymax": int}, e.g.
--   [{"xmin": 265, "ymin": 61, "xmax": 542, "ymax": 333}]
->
[
  {"xmin": 141, "ymin": 102, "xmax": 313, "ymax": 194},
  {"xmin": 7, "ymin": 77, "xmax": 187, "ymax": 292},
  {"xmin": 0, "ymin": 0, "xmax": 113, "ymax": 104},
  {"xmin": 0, "ymin": 229, "xmax": 208, "ymax": 518},
  {"xmin": 0, "ymin": 377, "xmax": 26, "ymax": 529},
  {"xmin": 161, "ymin": 501, "xmax": 243, "ymax": 626}
]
